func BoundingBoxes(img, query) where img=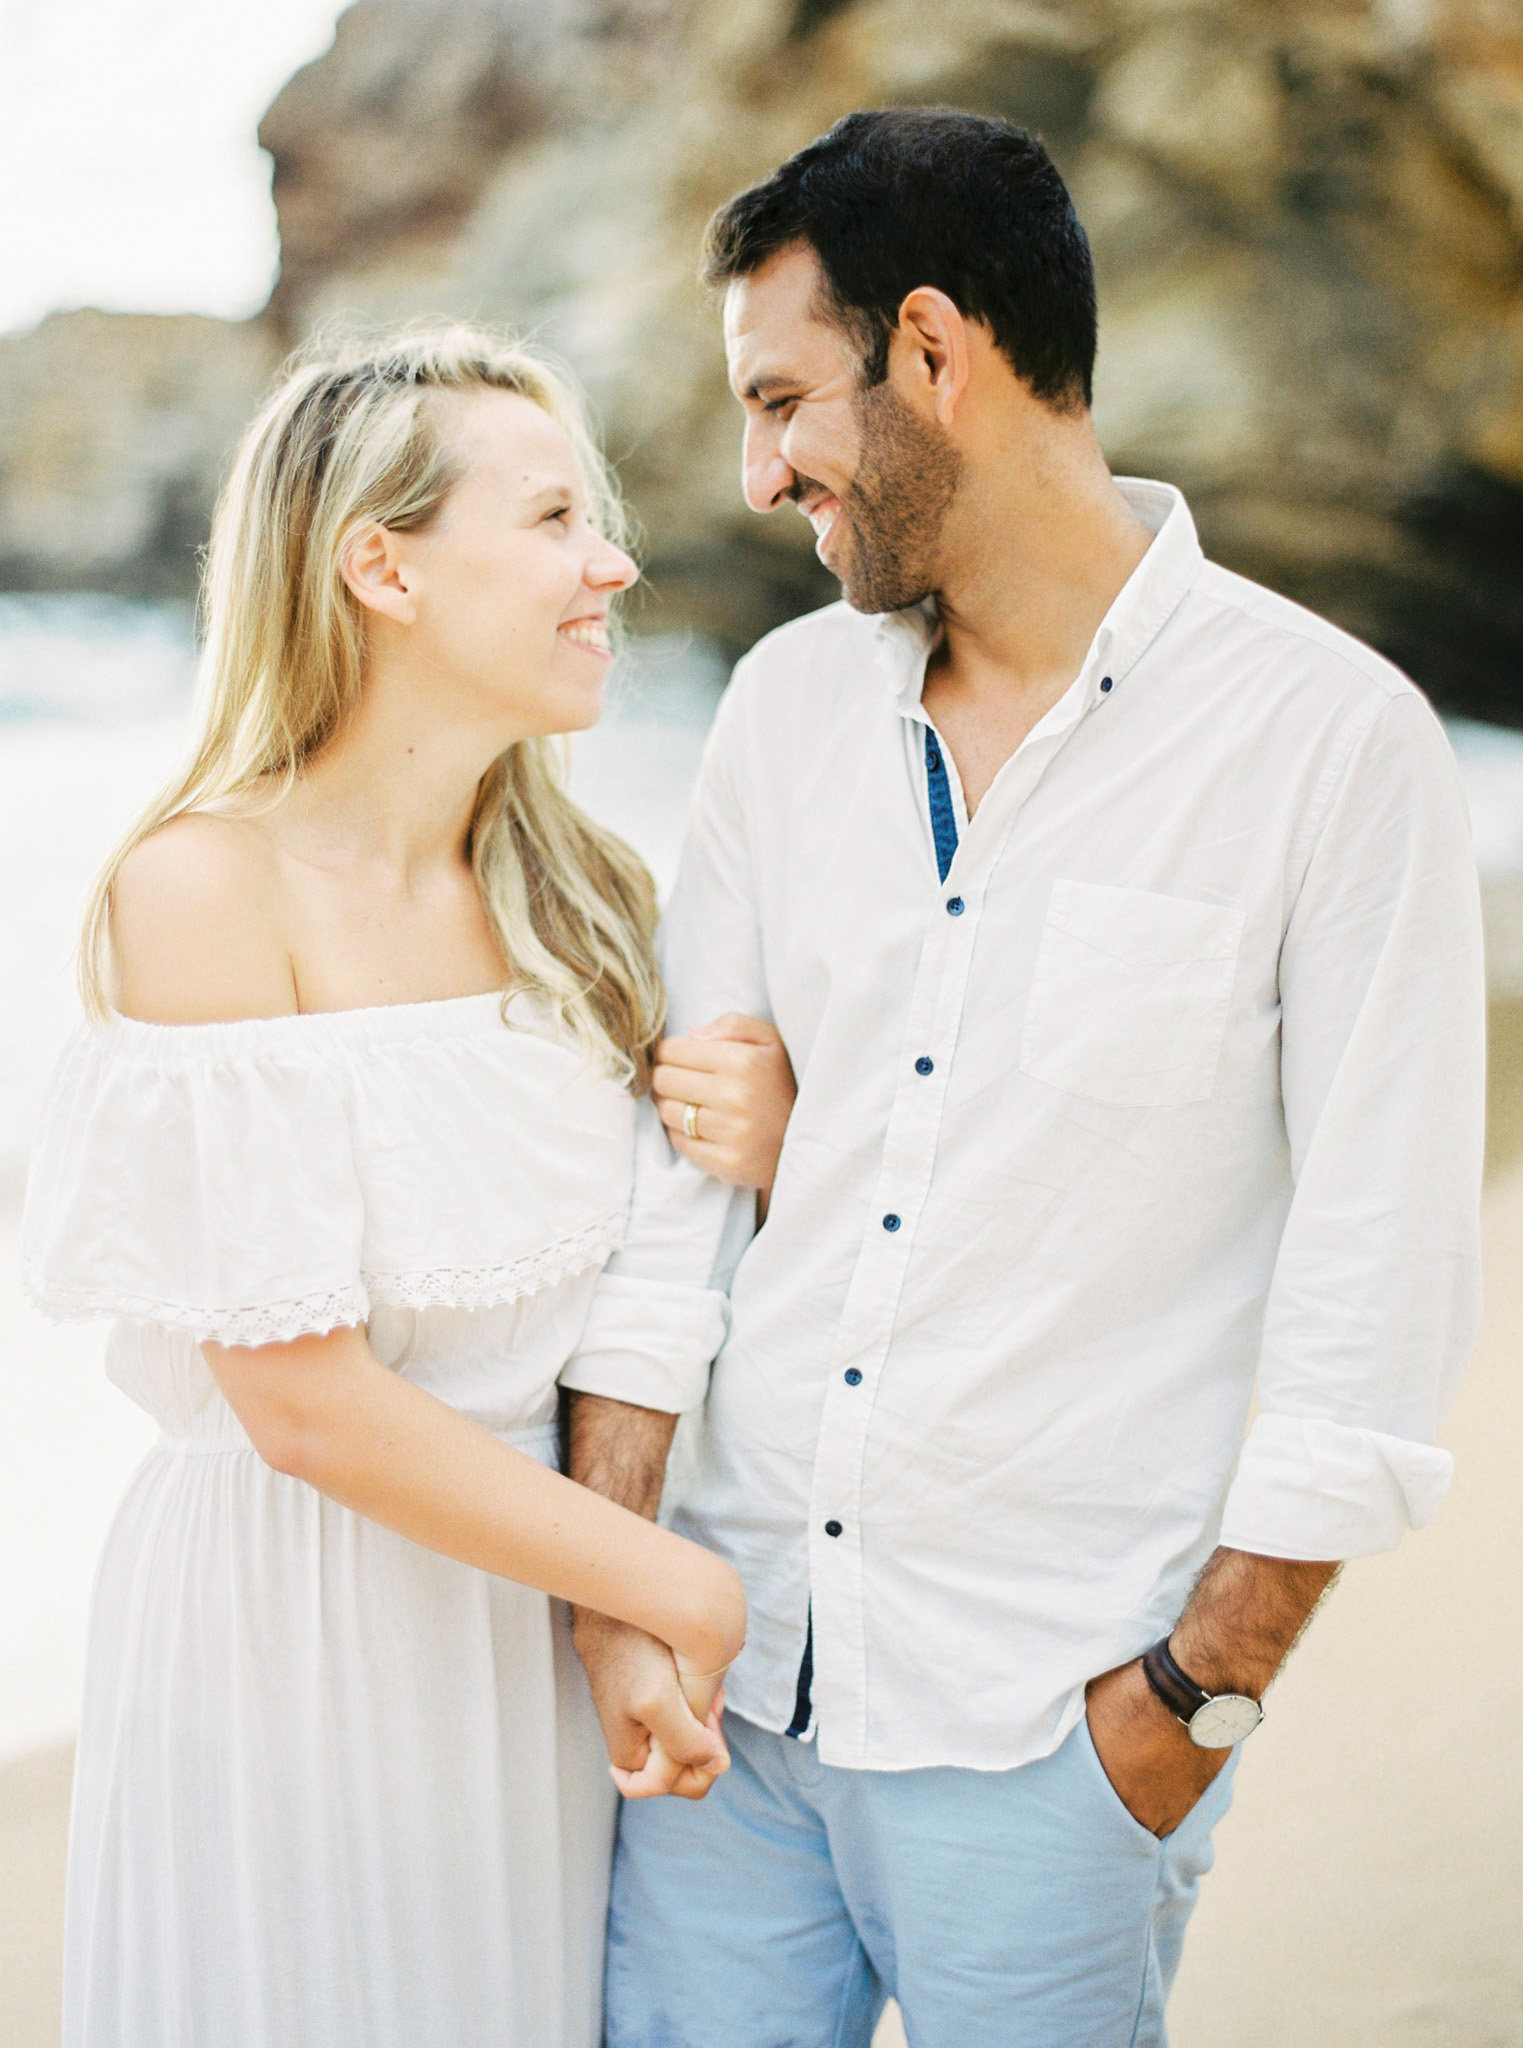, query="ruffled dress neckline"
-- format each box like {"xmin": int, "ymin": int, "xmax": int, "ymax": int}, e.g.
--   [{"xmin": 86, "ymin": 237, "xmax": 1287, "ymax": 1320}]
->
[
  {"xmin": 24, "ymin": 994, "xmax": 636, "ymax": 1348},
  {"xmin": 102, "ymin": 987, "xmax": 517, "ymax": 1059}
]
